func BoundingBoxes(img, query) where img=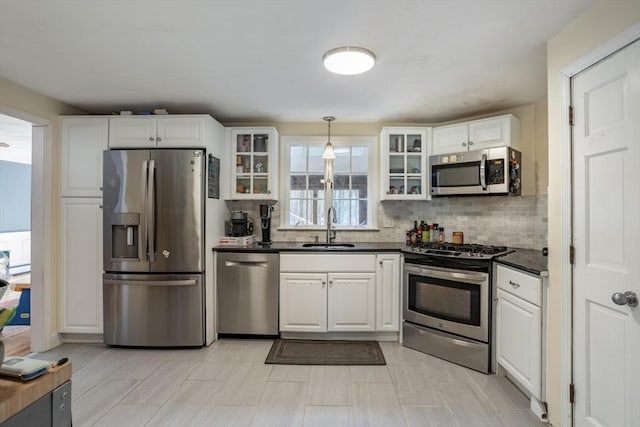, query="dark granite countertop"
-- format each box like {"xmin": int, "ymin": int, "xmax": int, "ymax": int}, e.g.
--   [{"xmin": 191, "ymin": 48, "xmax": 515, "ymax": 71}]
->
[
  {"xmin": 495, "ymin": 248, "xmax": 549, "ymax": 277},
  {"xmin": 213, "ymin": 242, "xmax": 405, "ymax": 253},
  {"xmin": 213, "ymin": 243, "xmax": 549, "ymax": 276}
]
